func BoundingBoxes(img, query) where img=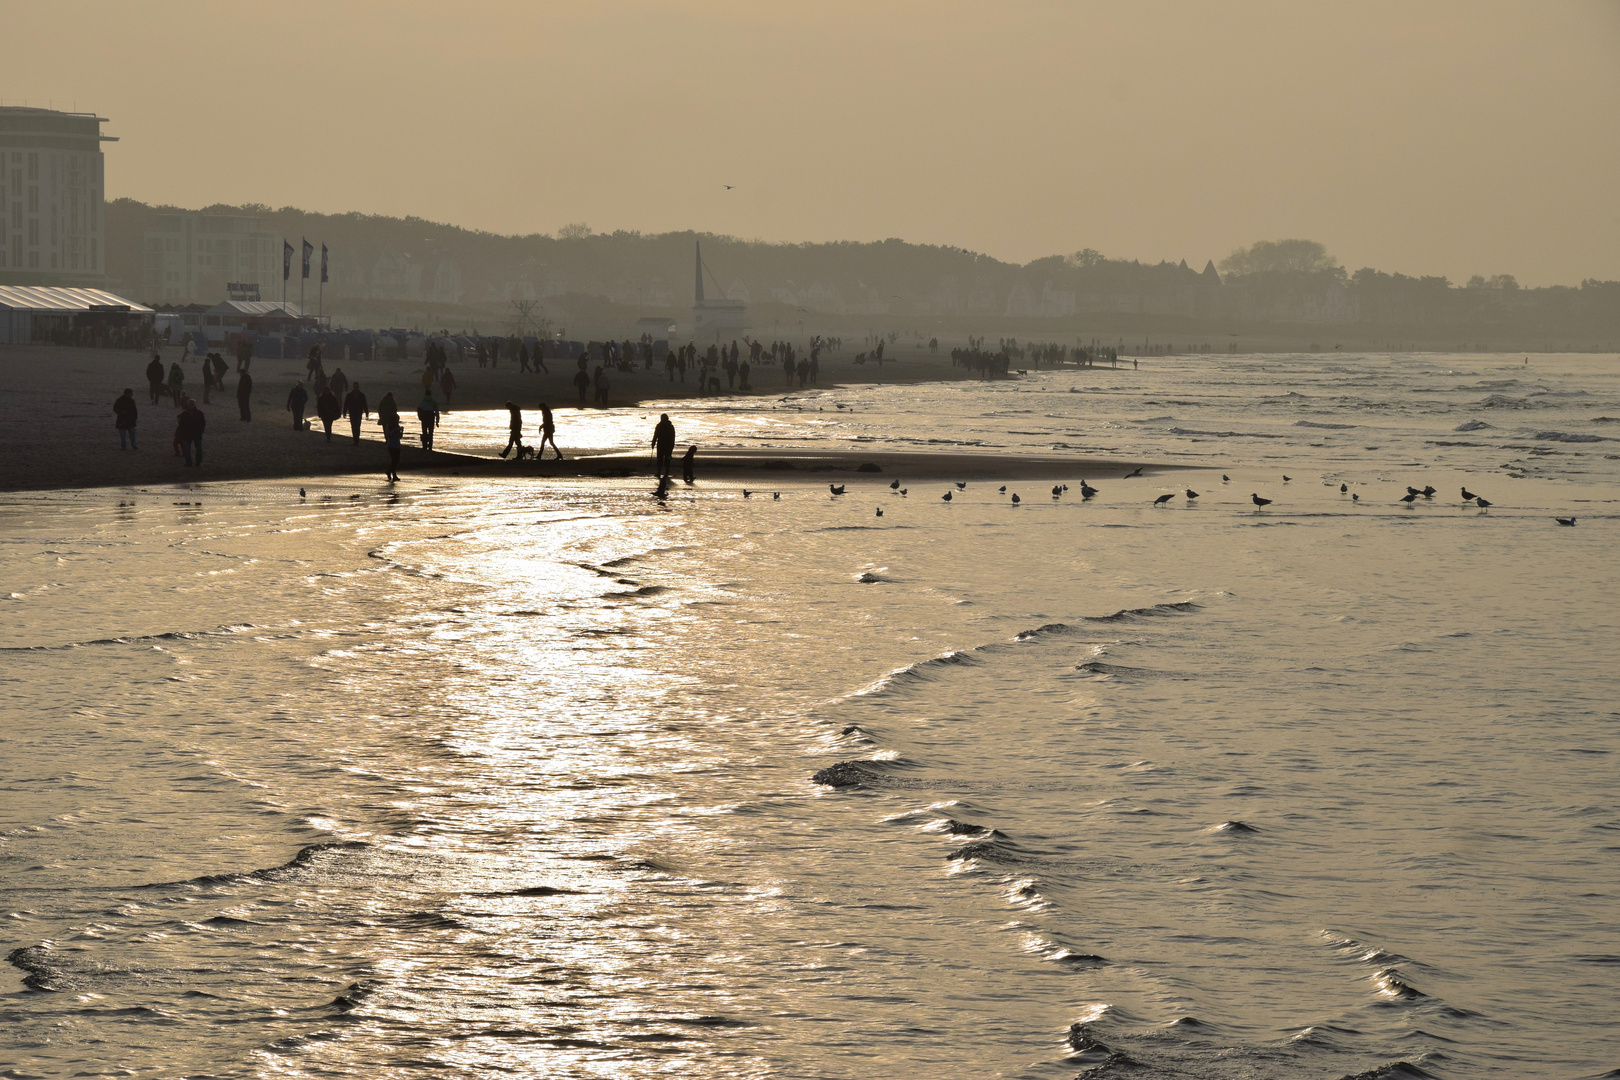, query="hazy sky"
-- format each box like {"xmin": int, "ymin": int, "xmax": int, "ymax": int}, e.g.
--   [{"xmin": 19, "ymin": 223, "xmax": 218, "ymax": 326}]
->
[{"xmin": 6, "ymin": 0, "xmax": 1618, "ymax": 284}]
